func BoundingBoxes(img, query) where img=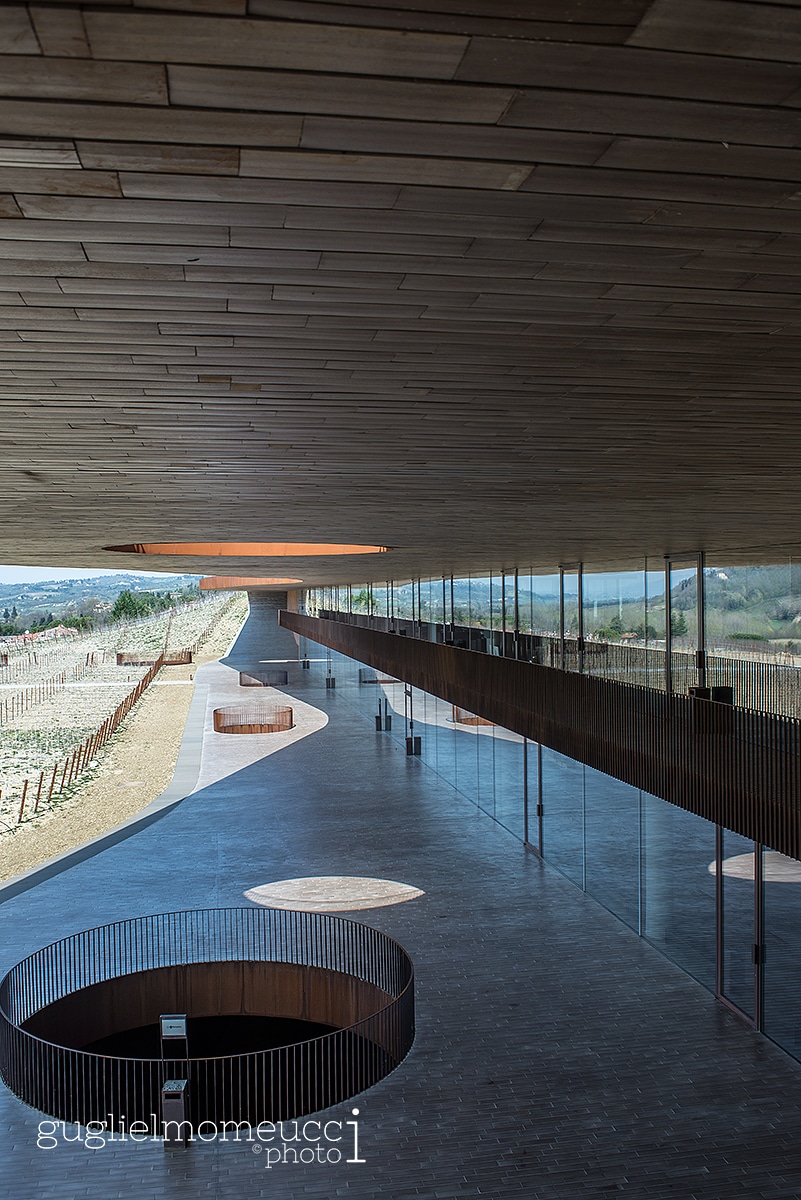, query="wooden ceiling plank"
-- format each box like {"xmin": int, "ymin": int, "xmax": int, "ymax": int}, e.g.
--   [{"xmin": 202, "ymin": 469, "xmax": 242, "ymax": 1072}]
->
[
  {"xmin": 501, "ymin": 88, "xmax": 801, "ymax": 149},
  {"xmin": 167, "ymin": 66, "xmax": 514, "ymax": 123},
  {"xmin": 240, "ymin": 150, "xmax": 531, "ymax": 191},
  {"xmin": 0, "ymin": 166, "xmax": 121, "ymax": 197},
  {"xmin": 231, "ymin": 226, "xmax": 472, "ymax": 256},
  {"xmin": 0, "ymin": 57, "xmax": 168, "ymax": 104},
  {"xmin": 248, "ymin": 0, "xmax": 645, "ymax": 40},
  {"xmin": 0, "ymin": 196, "xmax": 23, "ymax": 219},
  {"xmin": 29, "ymin": 6, "xmax": 92, "ymax": 57},
  {"xmin": 0, "ymin": 240, "xmax": 87, "ymax": 261},
  {"xmin": 3, "ymin": 7, "xmax": 42, "ymax": 55},
  {"xmin": 504, "ymin": 164, "xmax": 796, "ymax": 208},
  {"xmin": 16, "ymin": 194, "xmax": 287, "ymax": 226},
  {"xmin": 0, "ymin": 218, "xmax": 229, "ymax": 245},
  {"xmin": 628, "ymin": 0, "xmax": 801, "ymax": 64},
  {"xmin": 135, "ymin": 1, "xmax": 247, "ymax": 11},
  {"xmin": 284, "ymin": 205, "xmax": 541, "ymax": 239},
  {"xmin": 394, "ymin": 185, "xmax": 663, "ymax": 223},
  {"xmin": 120, "ymin": 171, "xmax": 401, "ymax": 208},
  {"xmin": 0, "ymin": 99, "xmax": 303, "ymax": 146},
  {"xmin": 23, "ymin": 292, "xmax": 228, "ymax": 312},
  {"xmin": 597, "ymin": 136, "xmax": 801, "ymax": 183},
  {"xmin": 317, "ymin": 251, "xmax": 544, "ymax": 278},
  {"xmin": 82, "ymin": 244, "xmax": 321, "ymax": 267},
  {"xmin": 76, "ymin": 142, "xmax": 240, "ymax": 175},
  {"xmin": 186, "ymin": 266, "xmax": 406, "ymax": 287},
  {"xmin": 457, "ymin": 38, "xmax": 801, "ymax": 104},
  {"xmin": 84, "ymin": 11, "xmax": 468, "ymax": 79},
  {"xmin": 300, "ymin": 116, "xmax": 614, "ymax": 165}
]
